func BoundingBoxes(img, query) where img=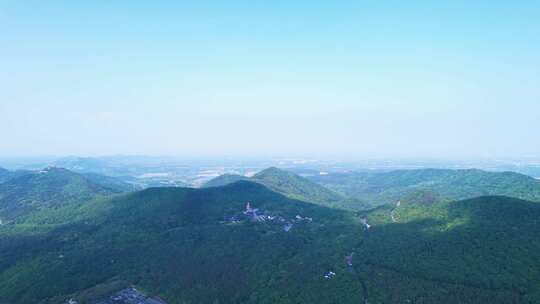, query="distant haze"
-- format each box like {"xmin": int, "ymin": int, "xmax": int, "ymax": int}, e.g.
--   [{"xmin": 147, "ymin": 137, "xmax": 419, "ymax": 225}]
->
[{"xmin": 1, "ymin": 2, "xmax": 539, "ymax": 158}]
